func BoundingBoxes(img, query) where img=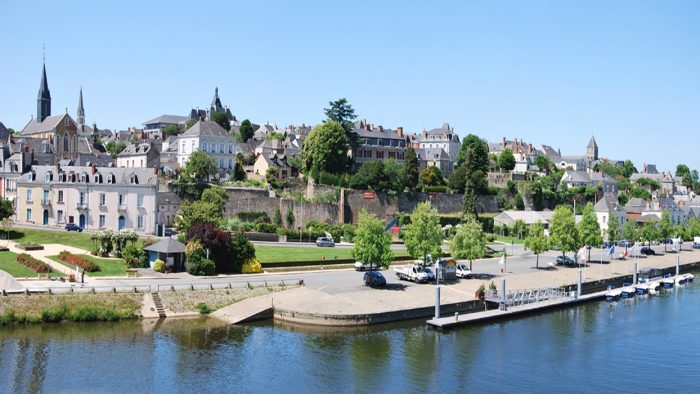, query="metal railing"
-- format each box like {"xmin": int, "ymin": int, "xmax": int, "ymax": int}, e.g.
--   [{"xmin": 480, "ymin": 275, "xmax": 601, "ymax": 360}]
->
[{"xmin": 485, "ymin": 287, "xmax": 573, "ymax": 307}]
